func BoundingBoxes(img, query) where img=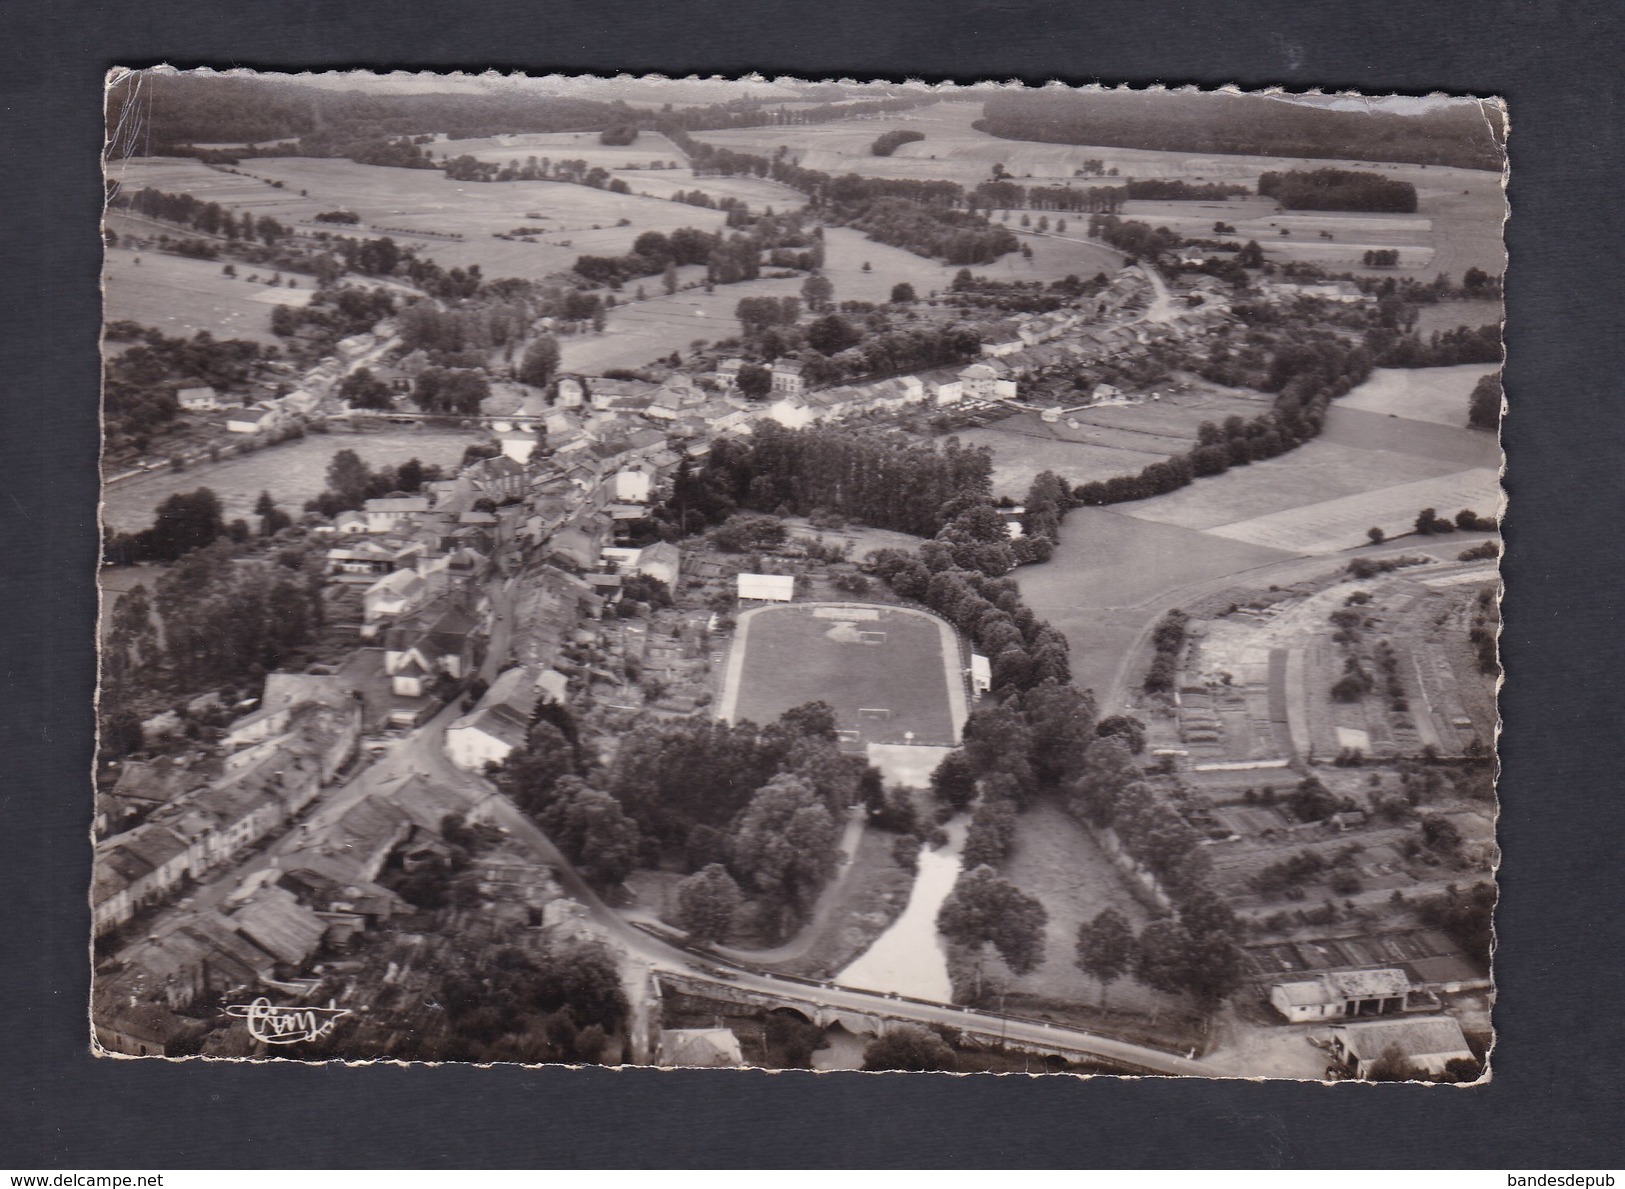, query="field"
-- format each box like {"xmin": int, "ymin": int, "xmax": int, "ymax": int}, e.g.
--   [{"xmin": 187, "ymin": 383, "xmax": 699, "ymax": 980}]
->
[
  {"xmin": 1335, "ymin": 362, "xmax": 1498, "ymax": 426},
  {"xmin": 100, "ymin": 426, "xmax": 481, "ymax": 533},
  {"xmin": 718, "ymin": 603, "xmax": 962, "ymax": 748},
  {"xmin": 109, "ymin": 155, "xmax": 733, "ymax": 282},
  {"xmin": 102, "ymin": 246, "xmax": 308, "ymax": 345},
  {"xmin": 692, "ymin": 101, "xmax": 1506, "ymax": 280},
  {"xmin": 955, "ymin": 381, "xmax": 1274, "ymax": 497},
  {"xmin": 1119, "ymin": 383, "xmax": 1504, "ymax": 555}
]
